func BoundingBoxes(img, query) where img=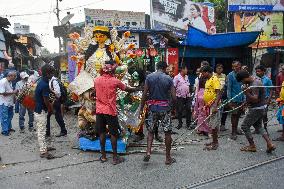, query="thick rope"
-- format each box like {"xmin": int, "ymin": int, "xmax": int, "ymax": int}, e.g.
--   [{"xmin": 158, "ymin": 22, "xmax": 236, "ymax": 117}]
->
[{"xmin": 173, "ymin": 85, "xmax": 282, "ymax": 145}]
